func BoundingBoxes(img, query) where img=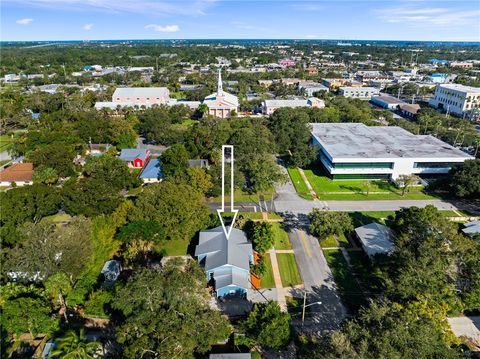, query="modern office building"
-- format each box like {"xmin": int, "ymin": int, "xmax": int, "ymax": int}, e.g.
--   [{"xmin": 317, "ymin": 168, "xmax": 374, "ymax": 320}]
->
[
  {"xmin": 428, "ymin": 84, "xmax": 480, "ymax": 118},
  {"xmin": 310, "ymin": 123, "xmax": 473, "ymax": 180},
  {"xmin": 338, "ymin": 86, "xmax": 380, "ymax": 99}
]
